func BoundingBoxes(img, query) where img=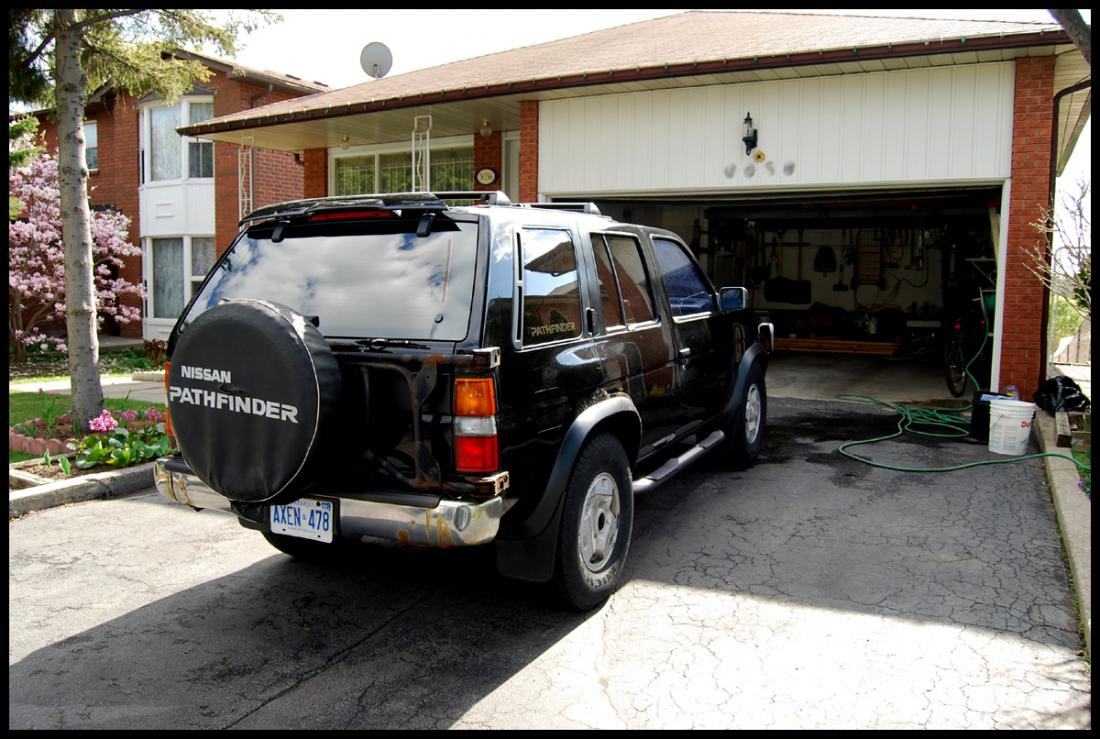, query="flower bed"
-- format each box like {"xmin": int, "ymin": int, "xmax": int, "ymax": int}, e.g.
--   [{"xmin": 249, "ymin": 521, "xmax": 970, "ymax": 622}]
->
[{"xmin": 9, "ymin": 406, "xmax": 170, "ymax": 478}]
